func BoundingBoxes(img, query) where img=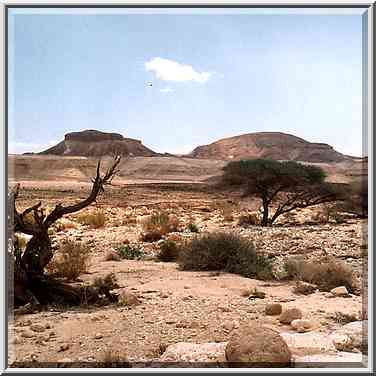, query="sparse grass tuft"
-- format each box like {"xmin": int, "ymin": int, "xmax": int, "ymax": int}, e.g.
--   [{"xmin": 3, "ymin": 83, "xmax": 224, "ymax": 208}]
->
[
  {"xmin": 178, "ymin": 232, "xmax": 274, "ymax": 280},
  {"xmin": 140, "ymin": 211, "xmax": 179, "ymax": 242},
  {"xmin": 46, "ymin": 240, "xmax": 91, "ymax": 281},
  {"xmin": 76, "ymin": 210, "xmax": 106, "ymax": 228},
  {"xmin": 284, "ymin": 256, "xmax": 356, "ymax": 293},
  {"xmin": 238, "ymin": 213, "xmax": 260, "ymax": 227},
  {"xmin": 332, "ymin": 311, "xmax": 359, "ymax": 325},
  {"xmin": 101, "ymin": 349, "xmax": 132, "ymax": 368},
  {"xmin": 55, "ymin": 218, "xmax": 79, "ymax": 232}
]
